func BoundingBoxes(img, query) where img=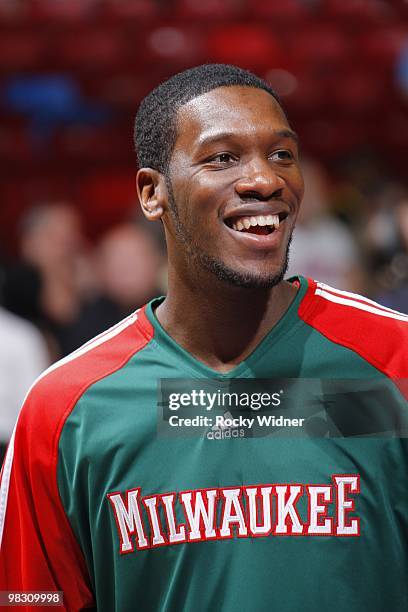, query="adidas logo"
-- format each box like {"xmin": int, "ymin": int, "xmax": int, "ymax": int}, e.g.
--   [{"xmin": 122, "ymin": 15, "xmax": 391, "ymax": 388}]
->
[{"xmin": 206, "ymin": 411, "xmax": 245, "ymax": 440}]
